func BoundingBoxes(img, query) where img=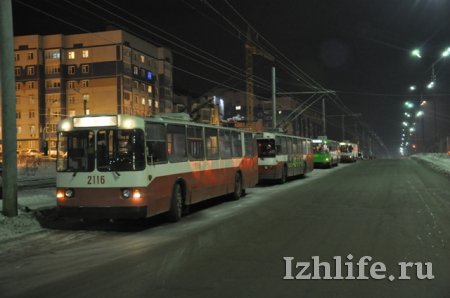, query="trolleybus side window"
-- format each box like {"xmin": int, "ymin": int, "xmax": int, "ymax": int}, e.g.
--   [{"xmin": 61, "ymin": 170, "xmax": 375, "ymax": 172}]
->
[
  {"xmin": 219, "ymin": 129, "xmax": 232, "ymax": 159},
  {"xmin": 244, "ymin": 133, "xmax": 254, "ymax": 157},
  {"xmin": 292, "ymin": 138, "xmax": 298, "ymax": 154},
  {"xmin": 167, "ymin": 124, "xmax": 187, "ymax": 163},
  {"xmin": 187, "ymin": 125, "xmax": 205, "ymax": 160},
  {"xmin": 286, "ymin": 137, "xmax": 292, "ymax": 154},
  {"xmin": 146, "ymin": 123, "xmax": 167, "ymax": 164},
  {"xmin": 231, "ymin": 131, "xmax": 242, "ymax": 157},
  {"xmin": 205, "ymin": 127, "xmax": 219, "ymax": 159}
]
